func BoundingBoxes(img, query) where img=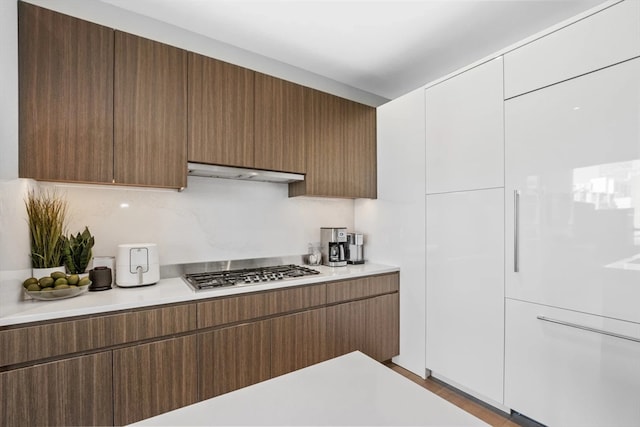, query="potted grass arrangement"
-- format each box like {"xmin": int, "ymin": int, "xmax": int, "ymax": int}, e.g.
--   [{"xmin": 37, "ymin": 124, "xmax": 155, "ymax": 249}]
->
[
  {"xmin": 63, "ymin": 227, "xmax": 95, "ymax": 276},
  {"xmin": 24, "ymin": 189, "xmax": 68, "ymax": 278}
]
